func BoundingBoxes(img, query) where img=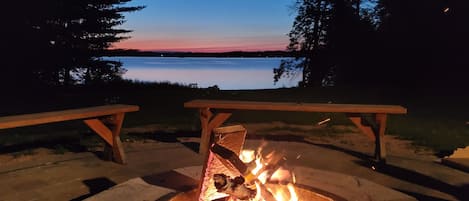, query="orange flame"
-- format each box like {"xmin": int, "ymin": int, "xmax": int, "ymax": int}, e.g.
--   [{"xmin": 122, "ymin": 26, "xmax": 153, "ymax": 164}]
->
[
  {"xmin": 238, "ymin": 148, "xmax": 298, "ymax": 201},
  {"xmin": 270, "ymin": 168, "xmax": 292, "ymax": 182},
  {"xmin": 240, "ymin": 150, "xmax": 256, "ymax": 163}
]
